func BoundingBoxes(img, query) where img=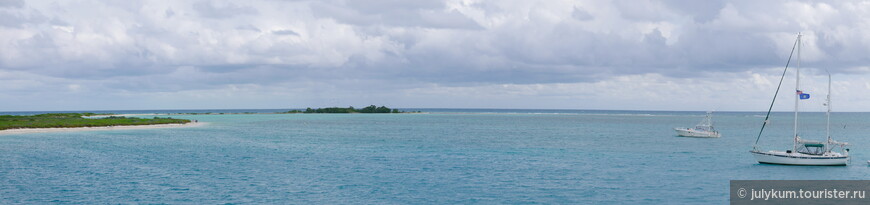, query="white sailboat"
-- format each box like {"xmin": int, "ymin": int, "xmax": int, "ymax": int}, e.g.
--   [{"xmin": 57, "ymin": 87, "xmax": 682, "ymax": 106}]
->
[
  {"xmin": 674, "ymin": 111, "xmax": 720, "ymax": 138},
  {"xmin": 750, "ymin": 33, "xmax": 850, "ymax": 166}
]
